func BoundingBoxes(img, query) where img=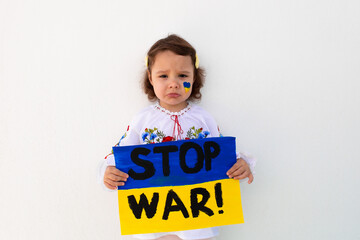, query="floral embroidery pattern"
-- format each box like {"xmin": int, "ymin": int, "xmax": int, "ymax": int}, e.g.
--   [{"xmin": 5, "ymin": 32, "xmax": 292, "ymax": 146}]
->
[
  {"xmin": 186, "ymin": 127, "xmax": 210, "ymax": 140},
  {"xmin": 217, "ymin": 126, "xmax": 223, "ymax": 137},
  {"xmin": 154, "ymin": 103, "xmax": 191, "ymax": 116},
  {"xmin": 117, "ymin": 125, "xmax": 130, "ymax": 146},
  {"xmin": 141, "ymin": 126, "xmax": 210, "ymax": 144},
  {"xmin": 105, "ymin": 124, "xmax": 214, "ymax": 158},
  {"xmin": 105, "ymin": 125, "xmax": 130, "ymax": 159},
  {"xmin": 142, "ymin": 127, "xmax": 174, "ymax": 144}
]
